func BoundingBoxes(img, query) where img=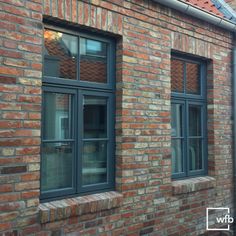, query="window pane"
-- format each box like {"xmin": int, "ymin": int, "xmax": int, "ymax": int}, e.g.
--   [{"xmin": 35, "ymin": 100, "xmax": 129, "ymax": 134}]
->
[
  {"xmin": 171, "ymin": 103, "xmax": 183, "ymax": 137},
  {"xmin": 44, "ymin": 29, "xmax": 78, "ymax": 80},
  {"xmin": 84, "ymin": 96, "xmax": 107, "ymax": 138},
  {"xmin": 189, "ymin": 138, "xmax": 202, "ymax": 171},
  {"xmin": 43, "ymin": 92, "xmax": 72, "ymax": 140},
  {"xmin": 82, "ymin": 141, "xmax": 107, "ymax": 185},
  {"xmin": 171, "ymin": 139, "xmax": 183, "ymax": 174},
  {"xmin": 41, "ymin": 142, "xmax": 73, "ymax": 191},
  {"xmin": 171, "ymin": 59, "xmax": 184, "ymax": 93},
  {"xmin": 186, "ymin": 62, "xmax": 200, "ymax": 94},
  {"xmin": 80, "ymin": 38, "xmax": 107, "ymax": 83},
  {"xmin": 189, "ymin": 105, "xmax": 201, "ymax": 136}
]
